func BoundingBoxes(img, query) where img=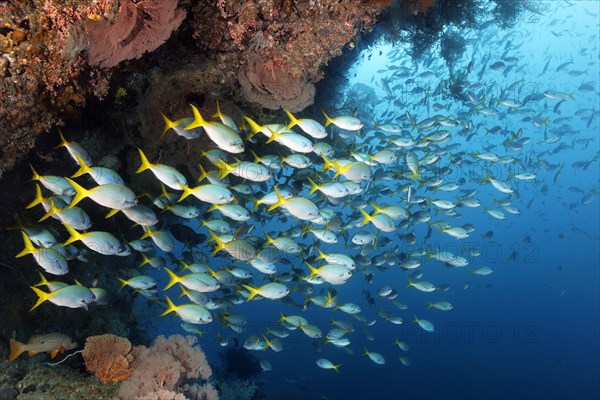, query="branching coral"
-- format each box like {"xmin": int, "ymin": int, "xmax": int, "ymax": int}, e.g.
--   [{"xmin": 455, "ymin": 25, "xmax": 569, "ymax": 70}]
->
[{"xmin": 82, "ymin": 334, "xmax": 134, "ymax": 383}]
